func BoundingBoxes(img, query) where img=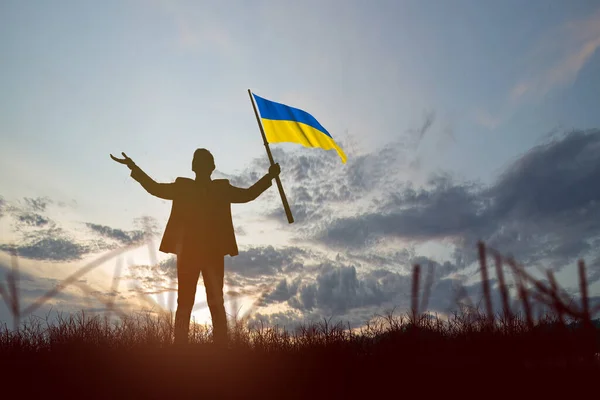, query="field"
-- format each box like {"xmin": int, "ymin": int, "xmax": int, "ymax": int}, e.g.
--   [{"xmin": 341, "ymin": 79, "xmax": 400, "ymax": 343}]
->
[{"xmin": 1, "ymin": 242, "xmax": 599, "ymax": 397}]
